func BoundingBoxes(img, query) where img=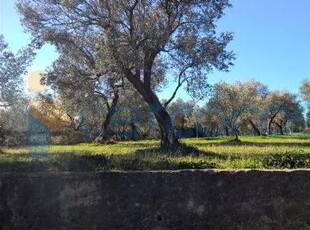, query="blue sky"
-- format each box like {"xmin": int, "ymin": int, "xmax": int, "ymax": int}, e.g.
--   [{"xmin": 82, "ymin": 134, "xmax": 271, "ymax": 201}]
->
[
  {"xmin": 1, "ymin": 0, "xmax": 310, "ymax": 103},
  {"xmin": 212, "ymin": 0, "xmax": 310, "ymax": 93}
]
